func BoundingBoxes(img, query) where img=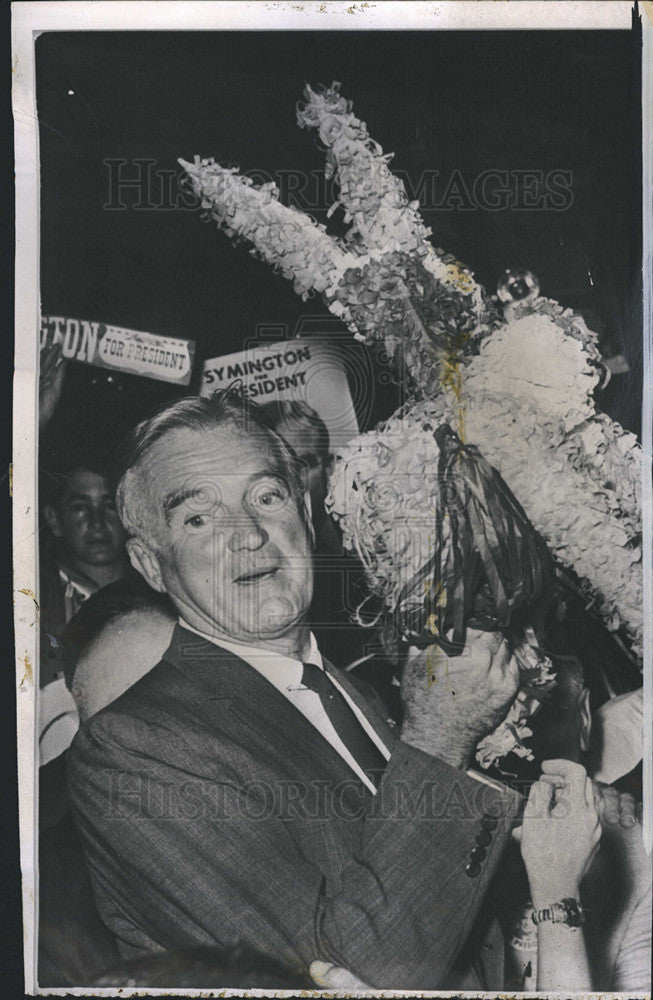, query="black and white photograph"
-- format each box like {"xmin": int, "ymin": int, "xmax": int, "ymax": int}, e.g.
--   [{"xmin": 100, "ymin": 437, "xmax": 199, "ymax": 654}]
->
[{"xmin": 11, "ymin": 2, "xmax": 652, "ymax": 994}]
